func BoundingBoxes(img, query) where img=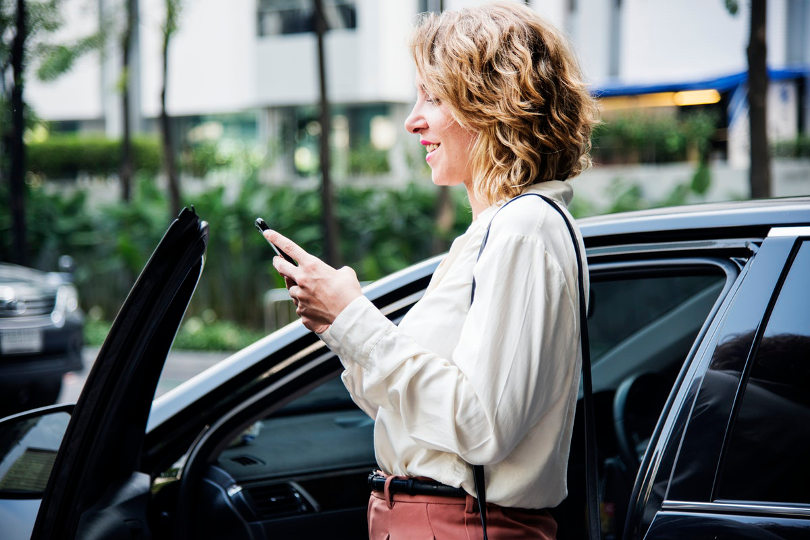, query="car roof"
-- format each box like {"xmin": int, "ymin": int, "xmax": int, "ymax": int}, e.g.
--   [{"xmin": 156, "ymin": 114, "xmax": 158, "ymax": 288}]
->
[{"xmin": 578, "ymin": 196, "xmax": 810, "ymax": 246}]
